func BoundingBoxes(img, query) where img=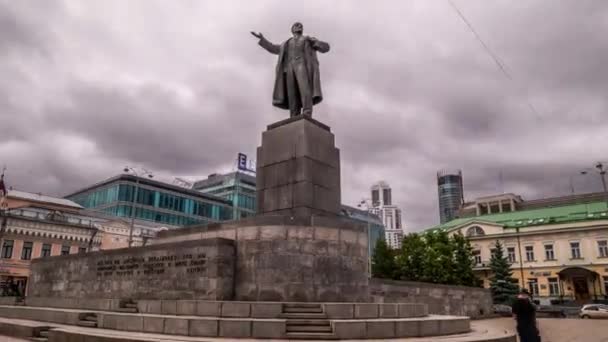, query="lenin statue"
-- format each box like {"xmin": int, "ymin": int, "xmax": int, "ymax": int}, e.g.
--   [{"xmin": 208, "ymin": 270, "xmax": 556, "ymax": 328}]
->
[{"xmin": 251, "ymin": 22, "xmax": 330, "ymax": 117}]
